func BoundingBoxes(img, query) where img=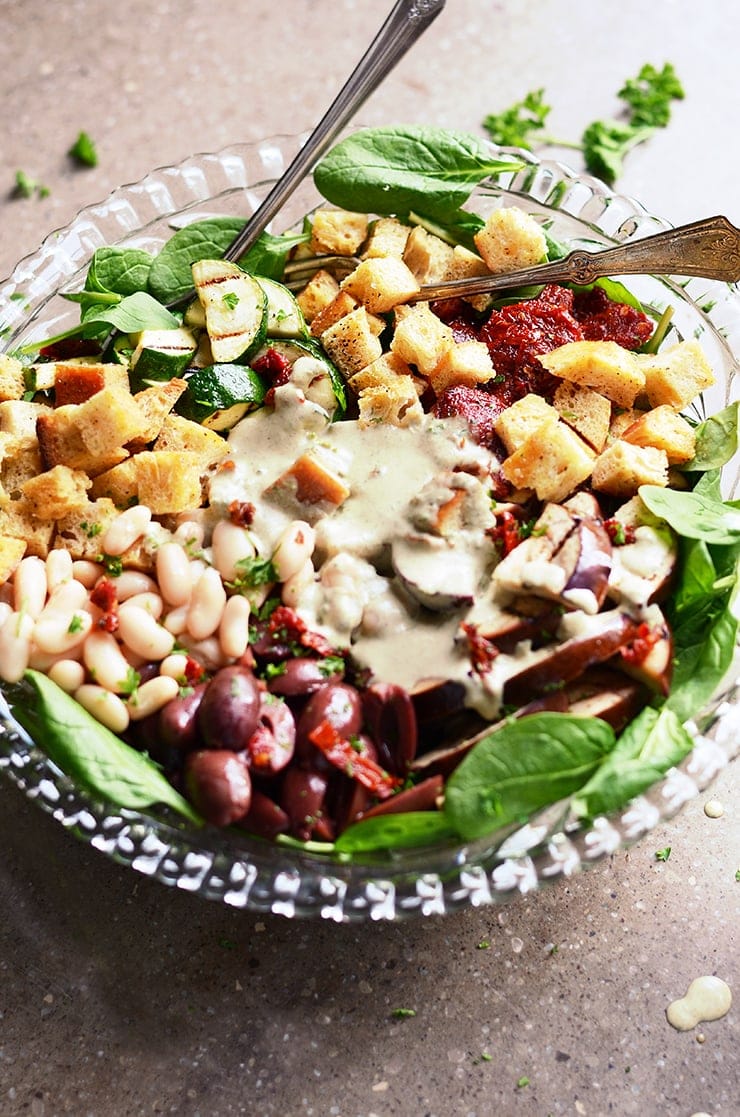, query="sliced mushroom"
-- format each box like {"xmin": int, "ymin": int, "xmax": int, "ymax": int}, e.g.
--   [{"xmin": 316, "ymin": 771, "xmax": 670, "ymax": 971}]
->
[{"xmin": 606, "ymin": 496, "xmax": 677, "ymax": 606}]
